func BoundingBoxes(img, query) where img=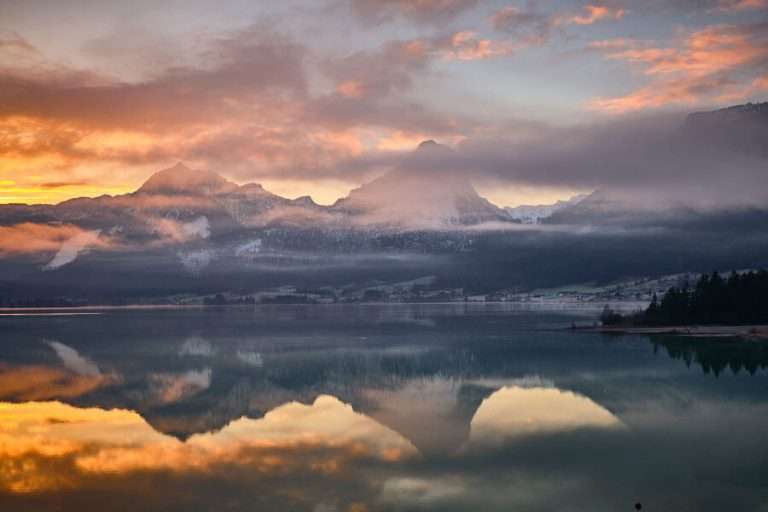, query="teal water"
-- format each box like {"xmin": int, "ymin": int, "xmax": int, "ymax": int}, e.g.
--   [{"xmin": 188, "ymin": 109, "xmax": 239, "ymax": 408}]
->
[{"xmin": 0, "ymin": 304, "xmax": 766, "ymax": 511}]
